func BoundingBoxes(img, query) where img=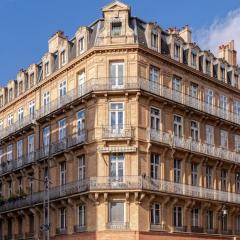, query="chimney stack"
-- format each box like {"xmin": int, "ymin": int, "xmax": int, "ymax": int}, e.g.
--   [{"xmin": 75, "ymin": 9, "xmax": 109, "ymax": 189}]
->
[
  {"xmin": 218, "ymin": 40, "xmax": 237, "ymax": 66},
  {"xmin": 179, "ymin": 25, "xmax": 192, "ymax": 43}
]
